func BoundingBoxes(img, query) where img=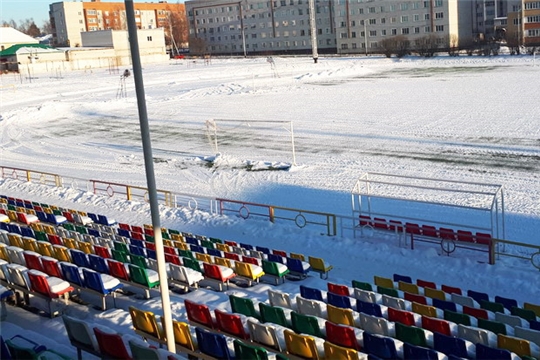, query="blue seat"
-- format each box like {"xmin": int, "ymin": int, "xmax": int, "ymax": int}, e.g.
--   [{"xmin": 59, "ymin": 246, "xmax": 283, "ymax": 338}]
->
[
  {"xmin": 70, "ymin": 249, "xmax": 91, "ymax": 268},
  {"xmin": 7, "ymin": 223, "xmax": 21, "ymax": 234},
  {"xmin": 36, "ymin": 211, "xmax": 48, "ymax": 222},
  {"xmin": 300, "ymin": 285, "xmax": 324, "ymax": 302},
  {"xmin": 206, "ymin": 248, "xmax": 221, "ymax": 257},
  {"xmin": 240, "ymin": 242, "xmax": 254, "ymax": 250},
  {"xmin": 0, "ymin": 222, "xmax": 8, "ymax": 231},
  {"xmin": 327, "ymin": 292, "xmax": 353, "ymax": 310},
  {"xmin": 287, "ymin": 257, "xmax": 310, "ymax": 277},
  {"xmin": 146, "ymin": 249, "xmax": 157, "ymax": 260},
  {"xmin": 531, "ymin": 320, "xmax": 540, "ymax": 331},
  {"xmin": 129, "ymin": 239, "xmax": 145, "ymax": 248},
  {"xmin": 393, "ymin": 274, "xmax": 412, "ymax": 284},
  {"xmin": 88, "ymin": 254, "xmax": 109, "ymax": 274},
  {"xmin": 363, "ymin": 332, "xmax": 399, "ymax": 359},
  {"xmin": 494, "ymin": 295, "xmax": 518, "ymax": 311},
  {"xmin": 467, "ymin": 289, "xmax": 489, "ymax": 304},
  {"xmin": 20, "ymin": 227, "xmax": 35, "ymax": 238},
  {"xmin": 87, "ymin": 213, "xmax": 99, "ymax": 223},
  {"xmin": 97, "ymin": 214, "xmax": 116, "ymax": 226},
  {"xmin": 128, "ymin": 245, "xmax": 146, "ymax": 257},
  {"xmin": 195, "ymin": 327, "xmax": 234, "ymax": 360},
  {"xmin": 46, "ymin": 212, "xmax": 66, "ymax": 225},
  {"xmin": 60, "ymin": 262, "xmax": 85, "ymax": 287},
  {"xmin": 88, "ymin": 228, "xmax": 100, "ymax": 237},
  {"xmin": 117, "ymin": 229, "xmax": 131, "ymax": 238},
  {"xmin": 256, "ymin": 246, "xmax": 270, "ymax": 254},
  {"xmin": 432, "ymin": 298, "xmax": 457, "ymax": 312},
  {"xmin": 190, "ymin": 244, "xmax": 204, "ymax": 254},
  {"xmin": 267, "ymin": 253, "xmax": 285, "ymax": 264},
  {"xmin": 433, "ymin": 331, "xmax": 469, "ymax": 358},
  {"xmin": 403, "ymin": 342, "xmax": 443, "ymax": 360},
  {"xmin": 357, "ymin": 300, "xmax": 383, "ymax": 317},
  {"xmin": 185, "ymin": 237, "xmax": 199, "ymax": 246},
  {"xmin": 476, "ymin": 343, "xmax": 515, "ymax": 360}
]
